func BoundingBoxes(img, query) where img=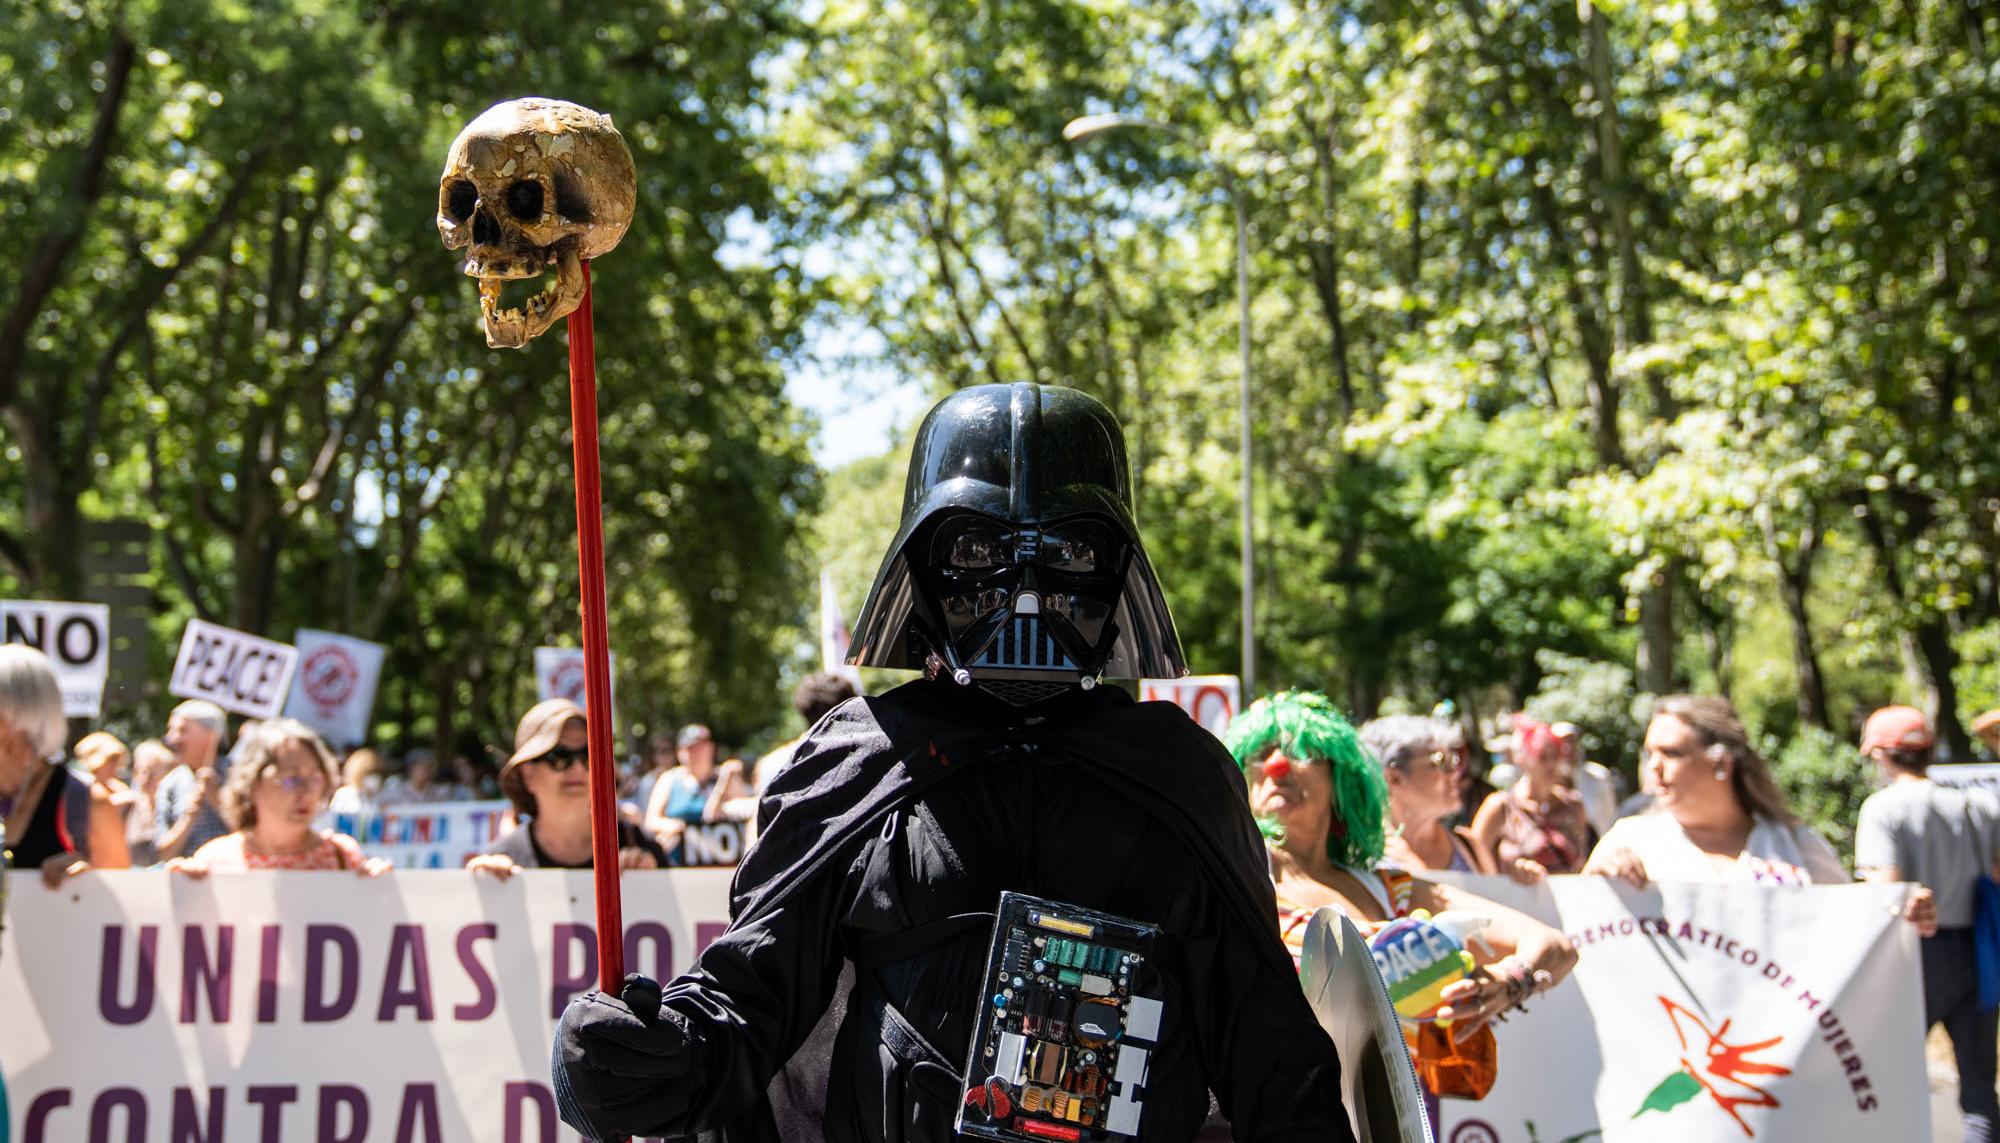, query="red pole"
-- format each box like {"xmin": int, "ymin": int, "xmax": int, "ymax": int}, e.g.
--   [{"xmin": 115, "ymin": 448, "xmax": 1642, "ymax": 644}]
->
[{"xmin": 566, "ymin": 261, "xmax": 626, "ymax": 996}]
